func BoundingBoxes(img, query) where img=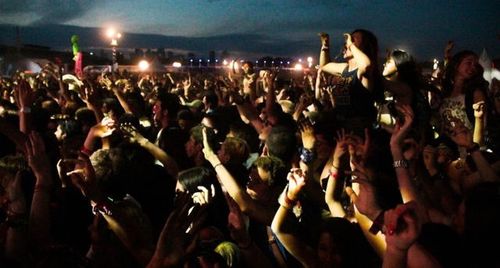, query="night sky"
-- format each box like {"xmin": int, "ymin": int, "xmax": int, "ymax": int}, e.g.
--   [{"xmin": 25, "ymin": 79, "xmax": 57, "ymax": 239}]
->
[{"xmin": 0, "ymin": 0, "xmax": 498, "ymax": 60}]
